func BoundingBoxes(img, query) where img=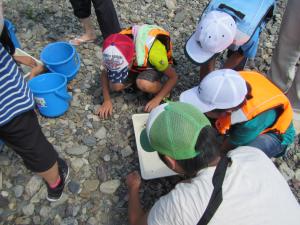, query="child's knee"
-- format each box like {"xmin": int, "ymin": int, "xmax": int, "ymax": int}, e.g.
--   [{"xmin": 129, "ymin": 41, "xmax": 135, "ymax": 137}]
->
[
  {"xmin": 111, "ymin": 83, "xmax": 125, "ymax": 92},
  {"xmin": 136, "ymin": 79, "xmax": 161, "ymax": 94}
]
